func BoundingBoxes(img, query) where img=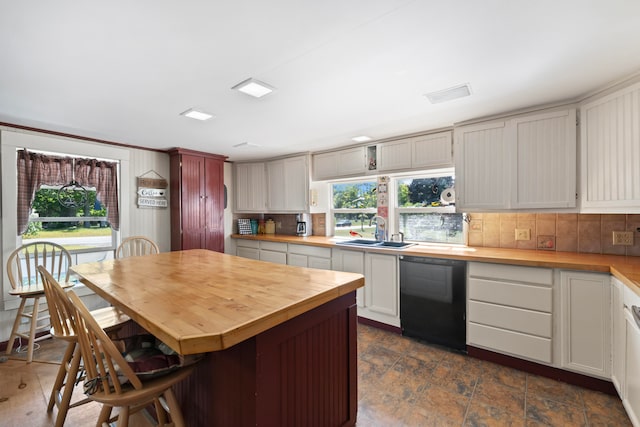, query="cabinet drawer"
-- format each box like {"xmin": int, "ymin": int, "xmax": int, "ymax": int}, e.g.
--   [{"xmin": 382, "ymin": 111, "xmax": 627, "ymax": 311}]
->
[
  {"xmin": 468, "ymin": 300, "xmax": 551, "ymax": 338},
  {"xmin": 469, "ymin": 278, "xmax": 552, "ymax": 312},
  {"xmin": 236, "ymin": 247, "xmax": 259, "ymax": 260},
  {"xmin": 260, "ymin": 250, "xmax": 287, "ymax": 265},
  {"xmin": 236, "ymin": 239, "xmax": 260, "ymax": 249},
  {"xmin": 469, "ymin": 262, "xmax": 552, "ymax": 285},
  {"xmin": 468, "ymin": 322, "xmax": 552, "ymax": 363},
  {"xmin": 260, "ymin": 241, "xmax": 287, "ymax": 252},
  {"xmin": 288, "ymin": 244, "xmax": 331, "ymax": 258}
]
